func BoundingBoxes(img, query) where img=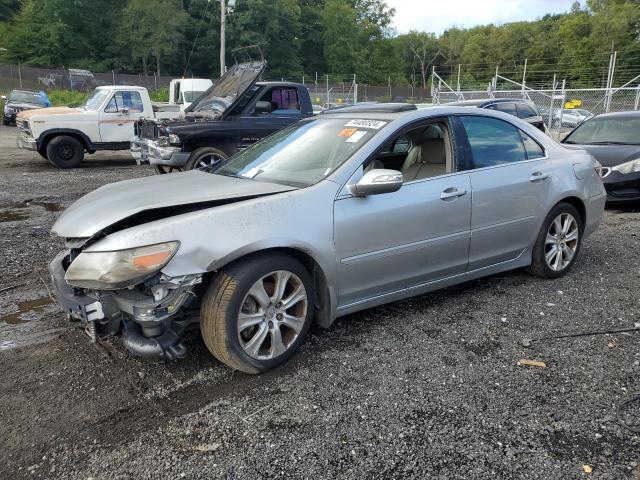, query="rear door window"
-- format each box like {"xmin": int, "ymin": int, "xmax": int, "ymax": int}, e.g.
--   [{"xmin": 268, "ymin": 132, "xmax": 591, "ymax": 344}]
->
[
  {"xmin": 519, "ymin": 131, "xmax": 545, "ymax": 159},
  {"xmin": 460, "ymin": 116, "xmax": 527, "ymax": 169},
  {"xmin": 494, "ymin": 103, "xmax": 517, "ymax": 116},
  {"xmin": 516, "ymin": 104, "xmax": 538, "ymax": 119}
]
